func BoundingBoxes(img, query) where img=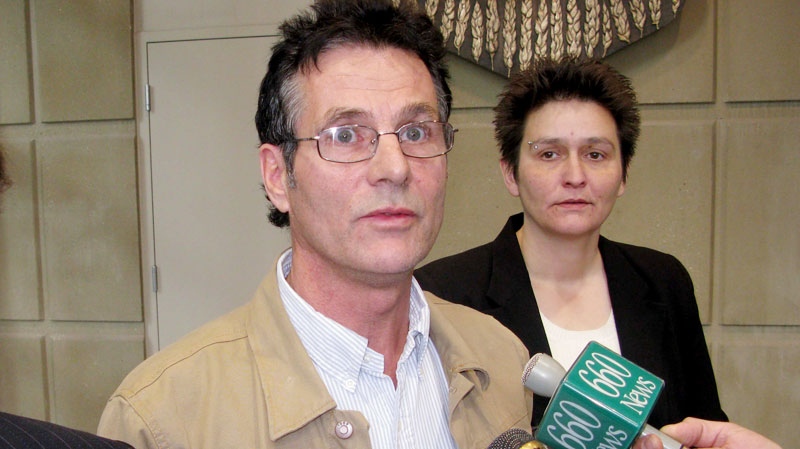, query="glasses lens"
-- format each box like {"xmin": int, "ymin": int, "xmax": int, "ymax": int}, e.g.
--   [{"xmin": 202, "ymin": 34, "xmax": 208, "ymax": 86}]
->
[
  {"xmin": 317, "ymin": 126, "xmax": 377, "ymax": 163},
  {"xmin": 399, "ymin": 122, "xmax": 454, "ymax": 158}
]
